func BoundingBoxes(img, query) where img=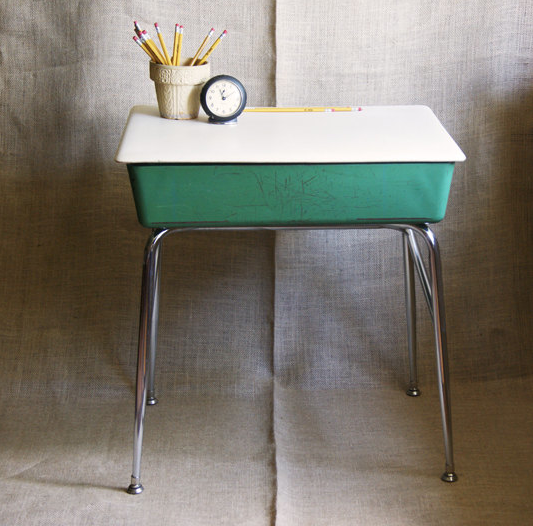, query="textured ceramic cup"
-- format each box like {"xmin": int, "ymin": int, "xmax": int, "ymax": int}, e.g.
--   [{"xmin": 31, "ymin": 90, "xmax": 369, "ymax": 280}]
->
[{"xmin": 149, "ymin": 60, "xmax": 210, "ymax": 119}]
